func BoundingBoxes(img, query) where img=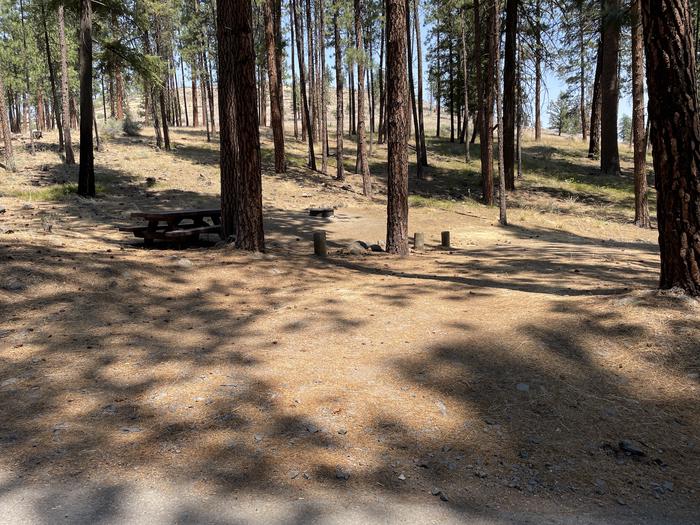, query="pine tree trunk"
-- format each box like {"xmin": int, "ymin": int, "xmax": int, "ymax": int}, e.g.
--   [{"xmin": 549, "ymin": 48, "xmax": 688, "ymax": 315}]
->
[
  {"xmin": 155, "ymin": 19, "xmax": 171, "ymax": 151},
  {"xmin": 503, "ymin": 0, "xmax": 517, "ymax": 190},
  {"xmin": 471, "ymin": 5, "xmax": 480, "ymax": 144},
  {"xmin": 534, "ymin": 0, "xmax": 542, "ymax": 141},
  {"xmin": 494, "ymin": 0, "xmax": 507, "ymax": 225},
  {"xmin": 143, "ymin": 30, "xmax": 163, "ymax": 147},
  {"xmin": 58, "ymin": 5, "xmax": 75, "ymax": 164},
  {"xmin": 19, "ymin": 0, "xmax": 34, "ymax": 155},
  {"xmin": 642, "ymin": 0, "xmax": 700, "ymax": 294},
  {"xmin": 37, "ymin": 90, "xmax": 45, "ymax": 131},
  {"xmin": 355, "ymin": 0, "xmax": 372, "ymax": 196},
  {"xmin": 579, "ymin": 12, "xmax": 588, "ymax": 140},
  {"xmin": 180, "ymin": 56, "xmax": 190, "ymax": 126},
  {"xmin": 334, "ymin": 10, "xmax": 344, "ymax": 181},
  {"xmin": 588, "ymin": 38, "xmax": 603, "ymax": 158},
  {"xmin": 480, "ymin": 0, "xmax": 495, "ymax": 205},
  {"xmin": 413, "ymin": 0, "xmax": 427, "ymax": 166},
  {"xmin": 217, "ymin": 0, "xmax": 265, "ymax": 251},
  {"xmin": 318, "ymin": 0, "xmax": 328, "ymax": 174},
  {"xmin": 78, "ymin": 0, "xmax": 95, "ymax": 197},
  {"xmin": 290, "ymin": 0, "xmax": 299, "ymax": 139},
  {"xmin": 460, "ymin": 13, "xmax": 471, "ymax": 163},
  {"xmin": 406, "ymin": 0, "xmax": 423, "ymax": 179},
  {"xmin": 115, "ymin": 65, "xmax": 124, "ymax": 119},
  {"xmin": 264, "ymin": 0, "xmax": 286, "ymax": 172},
  {"xmin": 0, "ymin": 73, "xmax": 16, "ymax": 172},
  {"xmin": 449, "ymin": 40, "xmax": 454, "ymax": 142},
  {"xmin": 631, "ymin": 0, "xmax": 649, "ymax": 228},
  {"xmin": 435, "ymin": 27, "xmax": 441, "ymax": 137},
  {"xmin": 600, "ymin": 0, "xmax": 621, "ymax": 175},
  {"xmin": 386, "ymin": 0, "xmax": 409, "ymax": 255},
  {"xmin": 41, "ymin": 3, "xmax": 65, "ymax": 151},
  {"xmin": 292, "ymin": 0, "xmax": 317, "ymax": 170},
  {"xmin": 378, "ymin": 14, "xmax": 385, "ymax": 144},
  {"xmin": 305, "ymin": 0, "xmax": 317, "ymax": 141},
  {"xmin": 192, "ymin": 62, "xmax": 199, "ymax": 127}
]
